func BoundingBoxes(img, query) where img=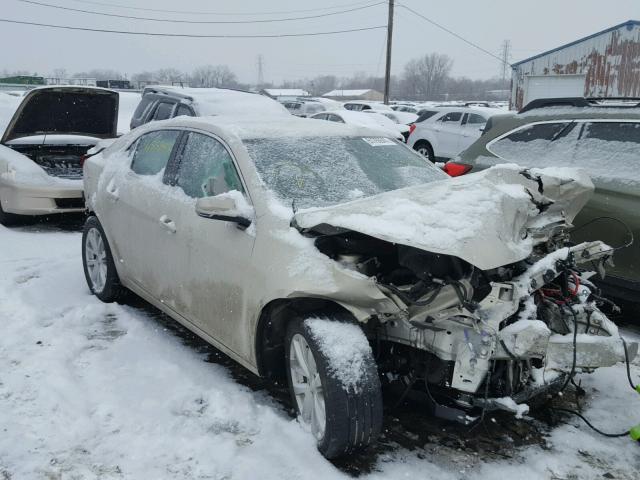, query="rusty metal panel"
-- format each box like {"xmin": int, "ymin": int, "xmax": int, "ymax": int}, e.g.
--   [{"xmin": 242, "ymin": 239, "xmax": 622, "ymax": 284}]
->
[{"xmin": 511, "ymin": 22, "xmax": 640, "ymax": 110}]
